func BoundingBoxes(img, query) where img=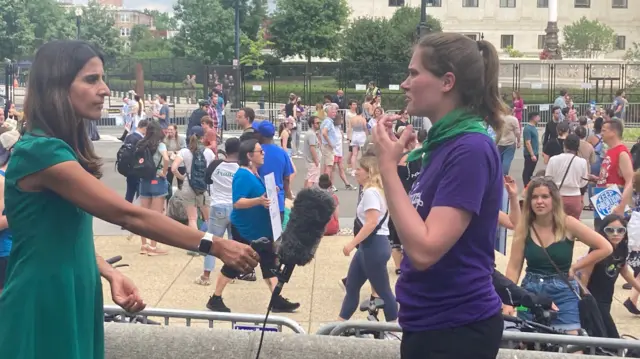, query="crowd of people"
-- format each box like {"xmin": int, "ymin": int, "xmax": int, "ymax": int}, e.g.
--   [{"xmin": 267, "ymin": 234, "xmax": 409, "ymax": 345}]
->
[{"xmin": 0, "ymin": 34, "xmax": 639, "ymax": 359}]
